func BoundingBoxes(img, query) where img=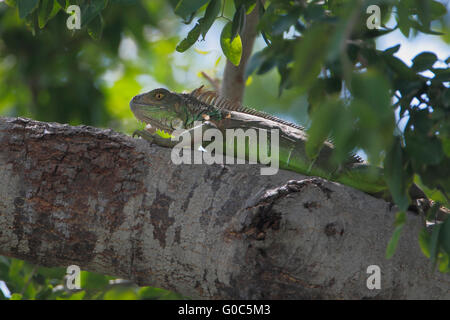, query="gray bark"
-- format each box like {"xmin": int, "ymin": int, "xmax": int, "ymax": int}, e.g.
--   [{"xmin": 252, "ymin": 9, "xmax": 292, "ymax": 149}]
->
[{"xmin": 0, "ymin": 117, "xmax": 448, "ymax": 299}]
